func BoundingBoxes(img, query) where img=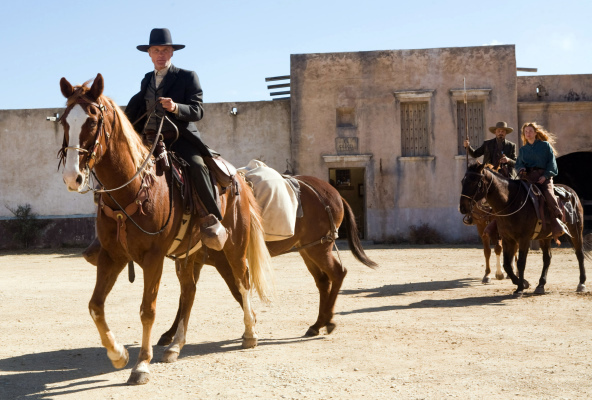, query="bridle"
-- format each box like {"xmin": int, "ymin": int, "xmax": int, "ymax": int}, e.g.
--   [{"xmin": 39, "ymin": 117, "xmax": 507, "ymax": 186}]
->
[
  {"xmin": 57, "ymin": 90, "xmax": 160, "ymax": 194},
  {"xmin": 57, "ymin": 88, "xmax": 174, "ymax": 237},
  {"xmin": 57, "ymin": 90, "xmax": 112, "ymax": 193},
  {"xmin": 461, "ymin": 169, "xmax": 532, "ymax": 218}
]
